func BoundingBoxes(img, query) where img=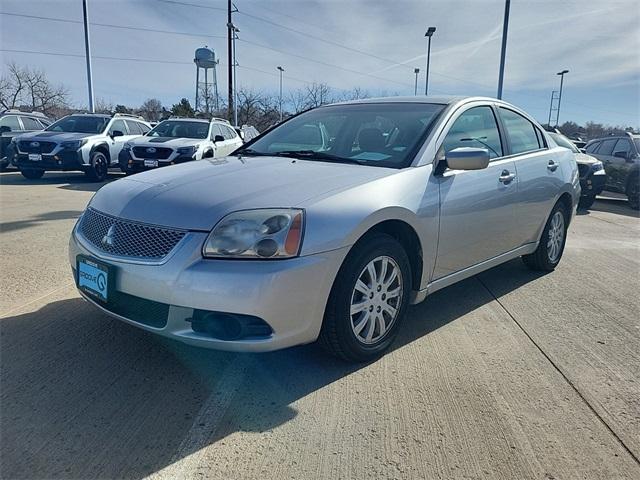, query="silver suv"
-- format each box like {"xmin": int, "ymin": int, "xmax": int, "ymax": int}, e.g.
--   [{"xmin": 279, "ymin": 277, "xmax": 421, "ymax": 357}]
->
[
  {"xmin": 13, "ymin": 113, "xmax": 150, "ymax": 181},
  {"xmin": 119, "ymin": 117, "xmax": 243, "ymax": 174},
  {"xmin": 70, "ymin": 96, "xmax": 579, "ymax": 362}
]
